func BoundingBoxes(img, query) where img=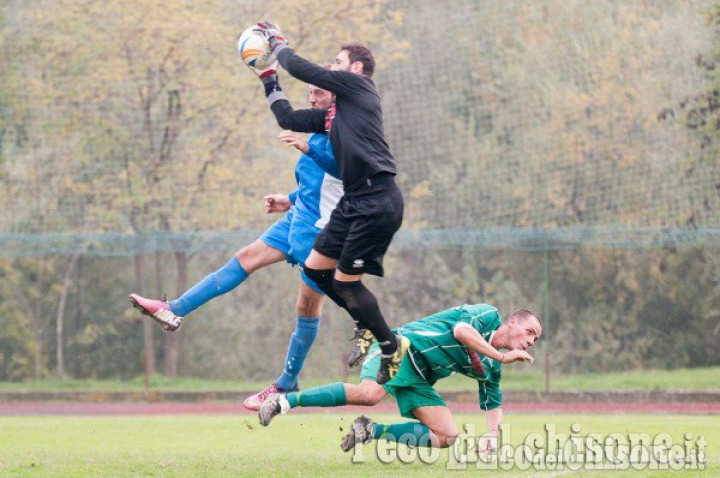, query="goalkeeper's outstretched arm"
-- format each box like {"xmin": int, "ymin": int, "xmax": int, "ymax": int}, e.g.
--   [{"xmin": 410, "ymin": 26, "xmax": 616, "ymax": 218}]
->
[
  {"xmin": 269, "ymin": 97, "xmax": 326, "ymax": 134},
  {"xmin": 258, "ymin": 72, "xmax": 326, "ymax": 133},
  {"xmin": 275, "ymin": 47, "xmax": 364, "ymax": 98}
]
